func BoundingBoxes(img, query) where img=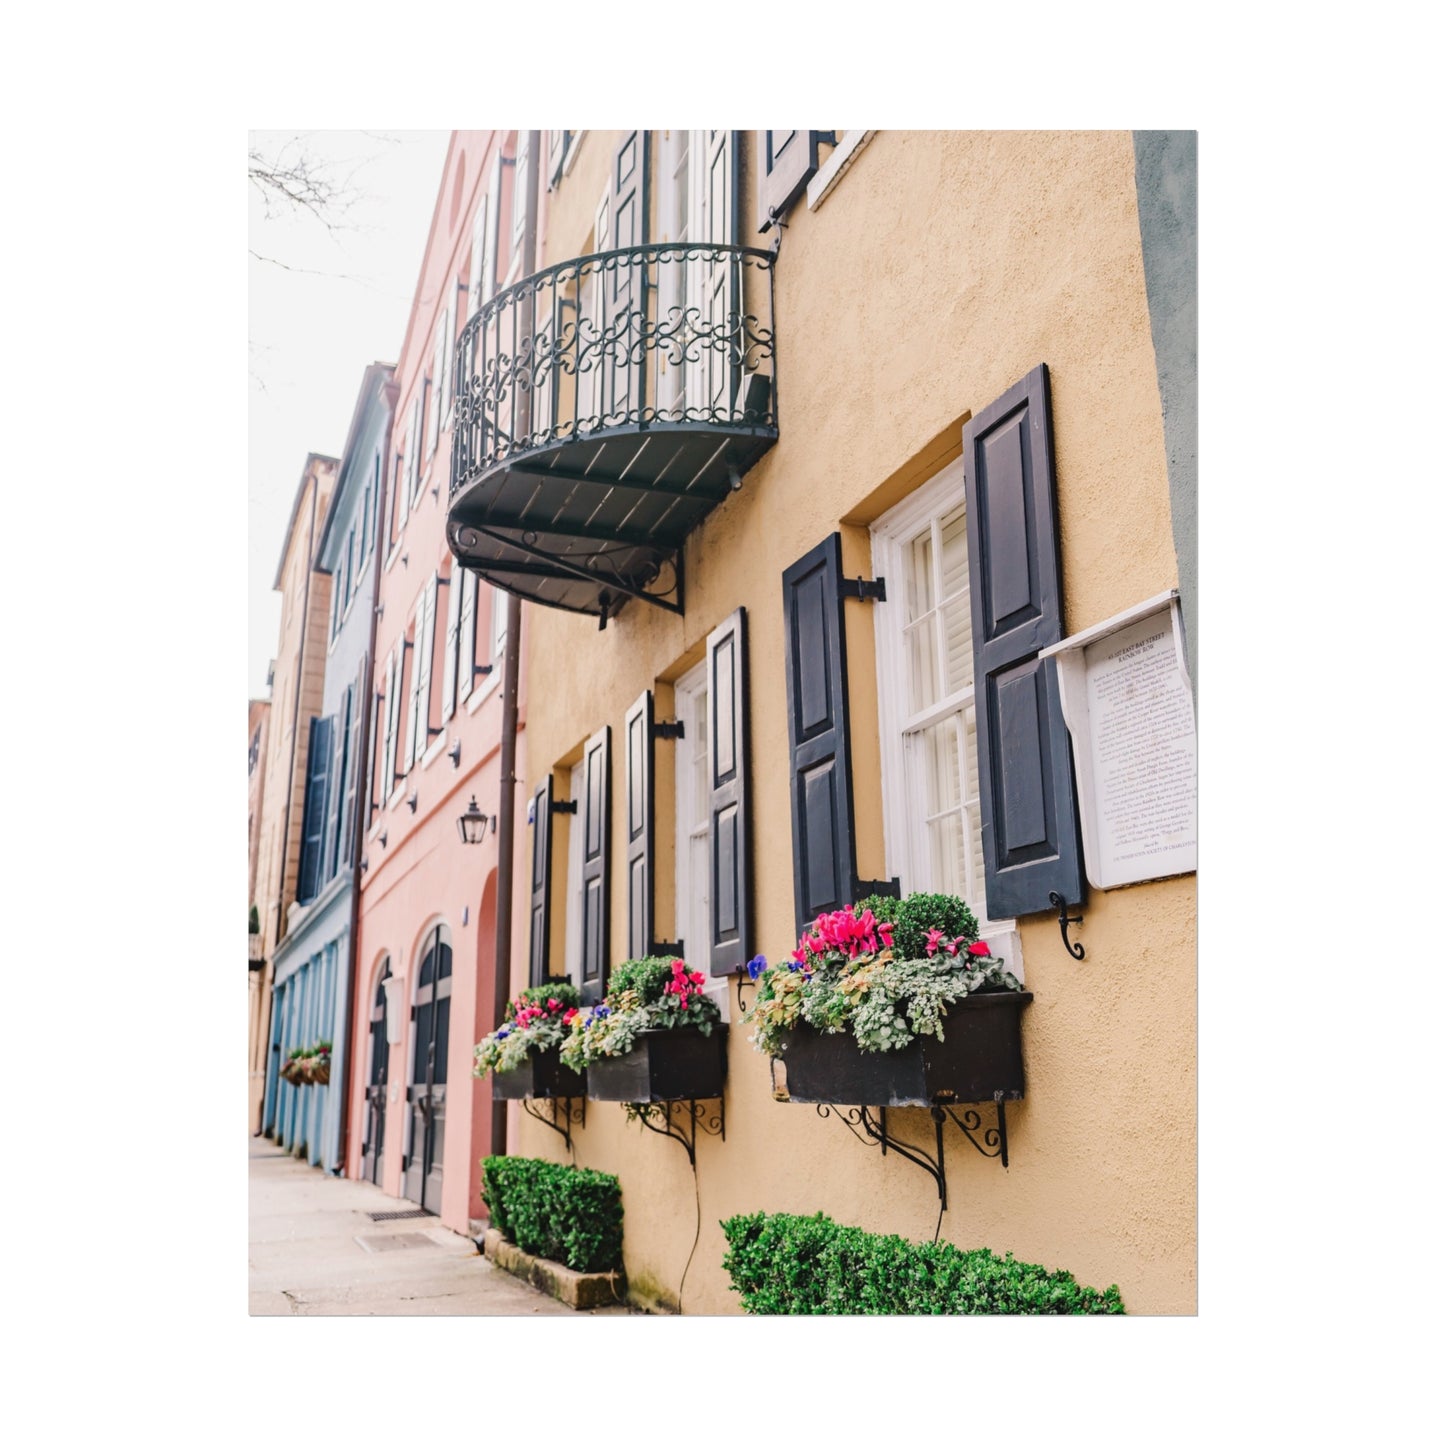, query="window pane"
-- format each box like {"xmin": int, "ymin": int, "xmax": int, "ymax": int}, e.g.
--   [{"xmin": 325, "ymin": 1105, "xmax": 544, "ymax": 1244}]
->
[
  {"xmin": 918, "ymin": 714, "xmax": 961, "ymax": 814},
  {"xmin": 907, "ymin": 529, "xmax": 935, "ymax": 621},
  {"xmin": 939, "ymin": 508, "xmax": 973, "ymax": 694},
  {"xmin": 905, "ymin": 618, "xmax": 940, "ymax": 714},
  {"xmin": 926, "ymin": 812, "xmax": 966, "ymax": 899},
  {"xmin": 692, "ymin": 683, "xmax": 710, "ymax": 825}
]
